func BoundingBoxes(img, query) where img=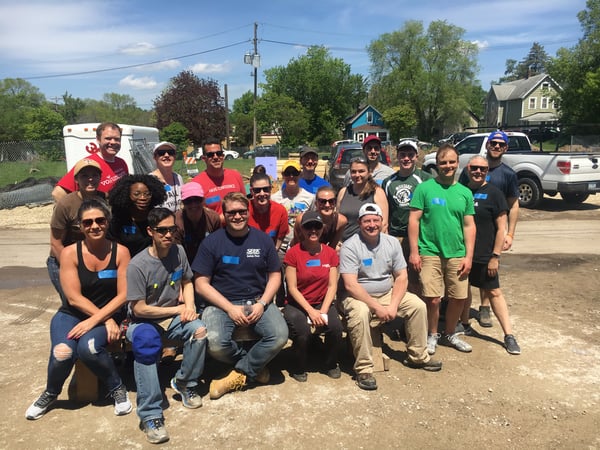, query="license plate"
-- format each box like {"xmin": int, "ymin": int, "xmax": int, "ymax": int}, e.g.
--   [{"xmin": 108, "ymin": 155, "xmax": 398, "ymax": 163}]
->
[{"xmin": 589, "ymin": 183, "xmax": 597, "ymax": 190}]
